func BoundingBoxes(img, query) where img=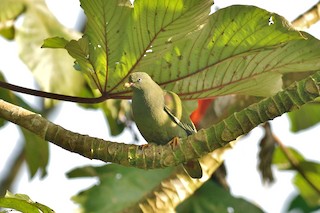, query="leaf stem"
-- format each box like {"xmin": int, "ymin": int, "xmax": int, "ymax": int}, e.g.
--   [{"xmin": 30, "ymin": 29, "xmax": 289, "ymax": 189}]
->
[
  {"xmin": 0, "ymin": 81, "xmax": 107, "ymax": 103},
  {"xmin": 274, "ymin": 135, "xmax": 320, "ymax": 195}
]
